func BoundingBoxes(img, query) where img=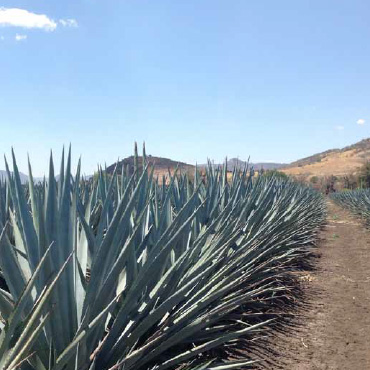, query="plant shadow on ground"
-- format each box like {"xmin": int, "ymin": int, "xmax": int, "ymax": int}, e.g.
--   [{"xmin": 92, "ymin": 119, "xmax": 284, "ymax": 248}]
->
[{"xmin": 240, "ymin": 240, "xmax": 324, "ymax": 369}]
